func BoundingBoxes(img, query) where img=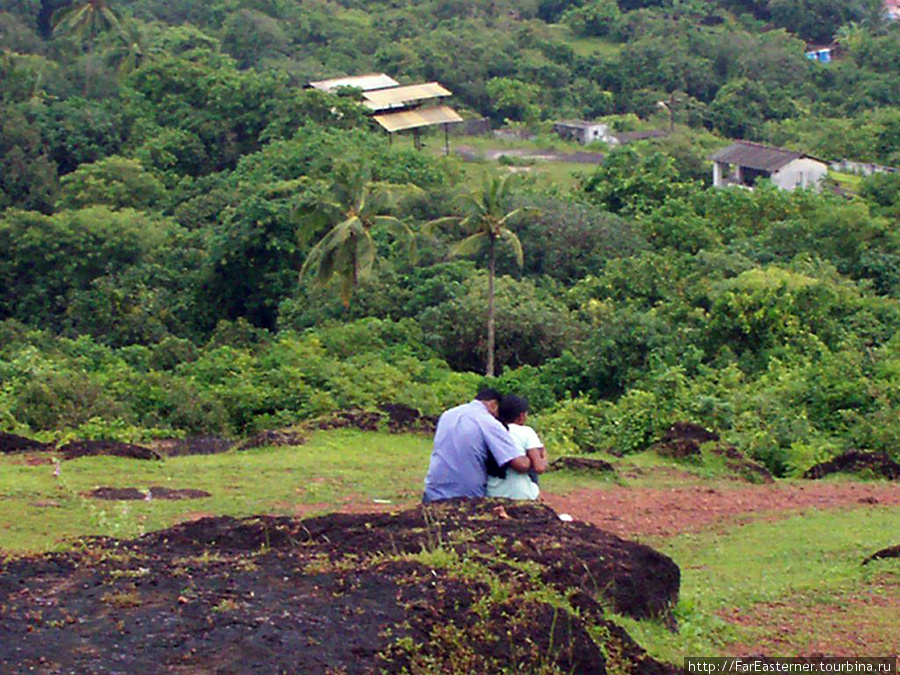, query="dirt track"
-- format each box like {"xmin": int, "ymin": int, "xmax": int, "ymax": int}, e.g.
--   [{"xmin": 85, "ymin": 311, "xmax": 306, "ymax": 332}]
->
[{"xmin": 542, "ymin": 481, "xmax": 900, "ymax": 538}]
